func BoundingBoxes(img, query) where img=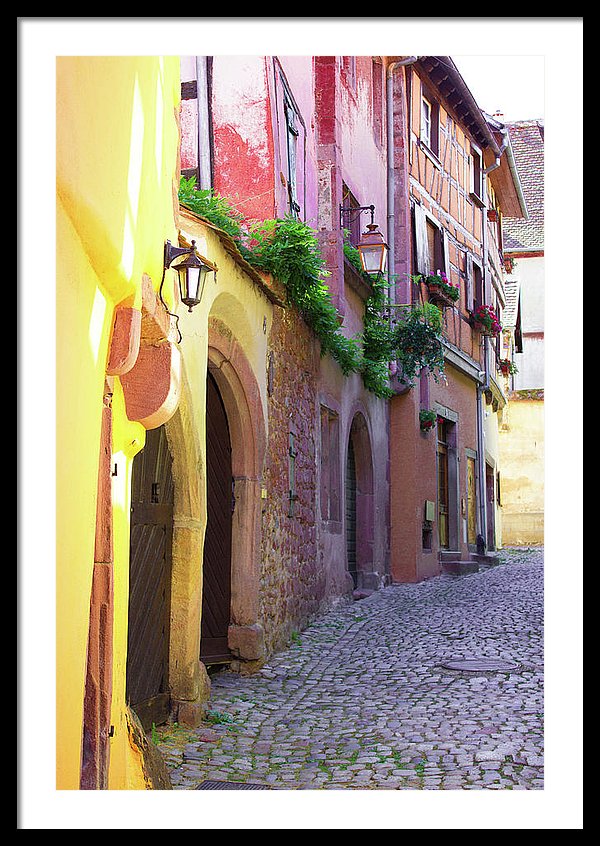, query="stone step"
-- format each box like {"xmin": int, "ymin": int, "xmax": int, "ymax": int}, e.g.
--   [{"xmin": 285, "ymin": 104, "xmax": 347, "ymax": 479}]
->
[
  {"xmin": 440, "ymin": 560, "xmax": 479, "ymax": 575},
  {"xmin": 470, "ymin": 552, "xmax": 501, "ymax": 567}
]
